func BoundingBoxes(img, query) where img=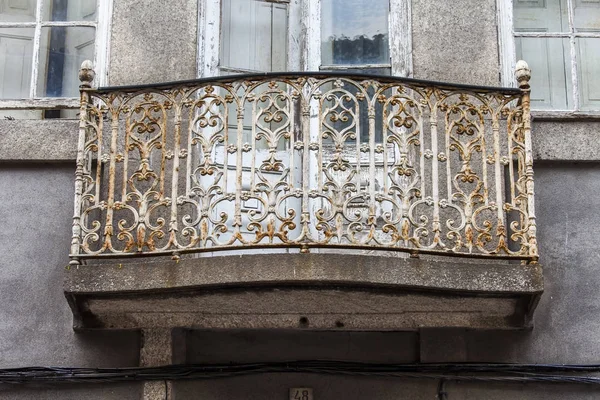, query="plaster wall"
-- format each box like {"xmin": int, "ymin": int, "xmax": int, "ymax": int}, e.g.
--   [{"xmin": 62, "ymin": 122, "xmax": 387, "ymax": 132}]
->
[
  {"xmin": 108, "ymin": 0, "xmax": 198, "ymax": 86},
  {"xmin": 411, "ymin": 0, "xmax": 500, "ymax": 86},
  {"xmin": 0, "ymin": 165, "xmax": 140, "ymax": 399}
]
